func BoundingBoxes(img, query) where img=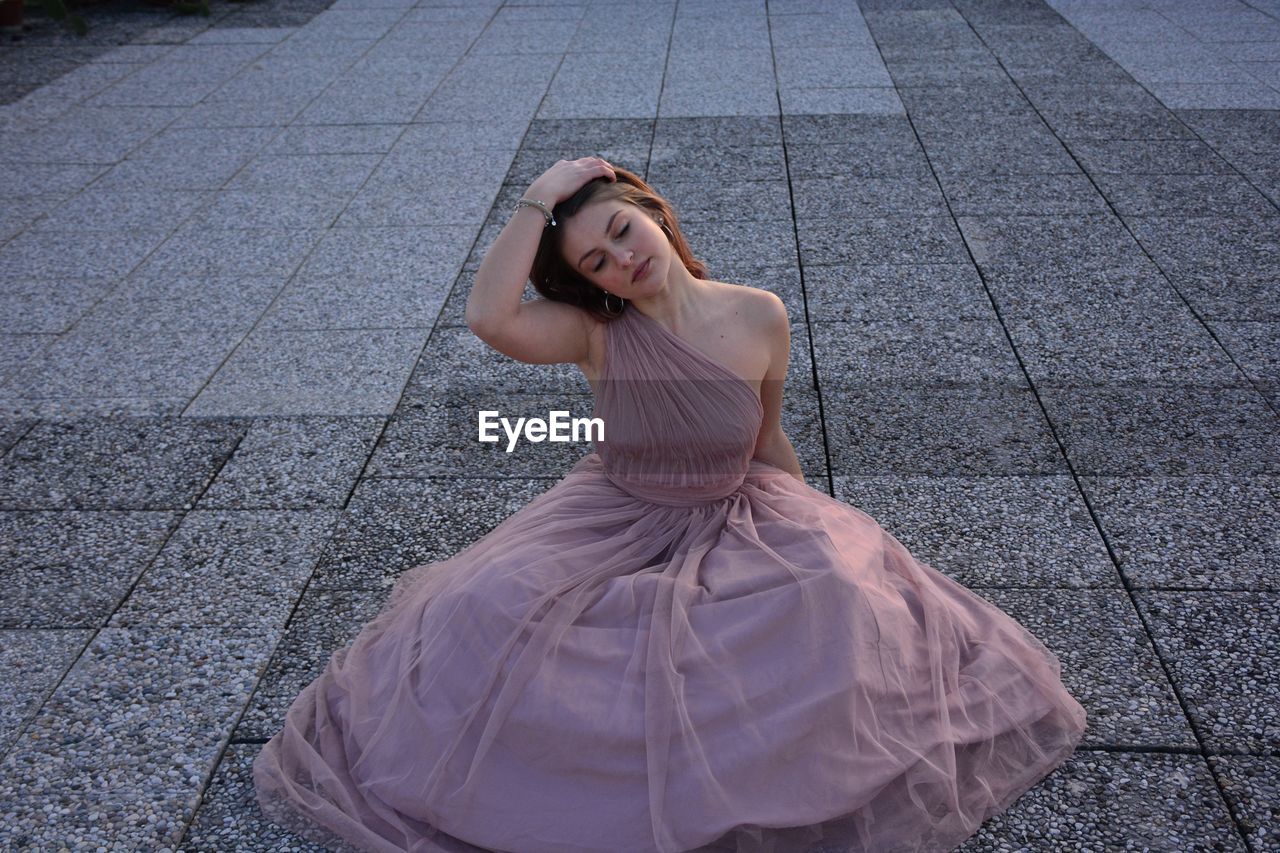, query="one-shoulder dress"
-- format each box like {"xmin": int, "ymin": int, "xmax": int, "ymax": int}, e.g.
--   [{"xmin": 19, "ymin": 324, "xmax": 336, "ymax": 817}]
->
[{"xmin": 252, "ymin": 304, "xmax": 1088, "ymax": 853}]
